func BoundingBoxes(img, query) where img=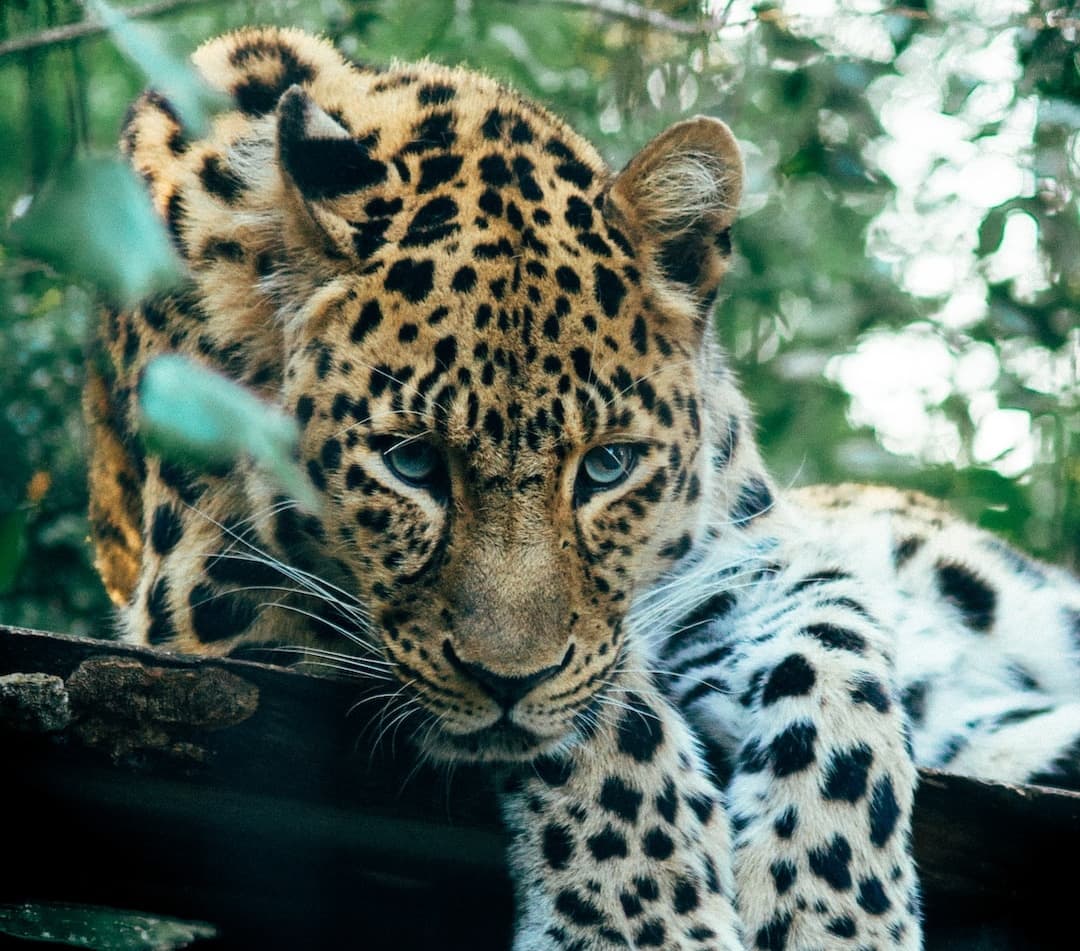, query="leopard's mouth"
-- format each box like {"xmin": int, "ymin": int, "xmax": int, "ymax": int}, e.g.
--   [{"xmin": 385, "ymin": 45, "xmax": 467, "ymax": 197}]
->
[
  {"xmin": 415, "ymin": 684, "xmax": 611, "ymax": 764},
  {"xmin": 422, "ymin": 716, "xmax": 566, "ymax": 763}
]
